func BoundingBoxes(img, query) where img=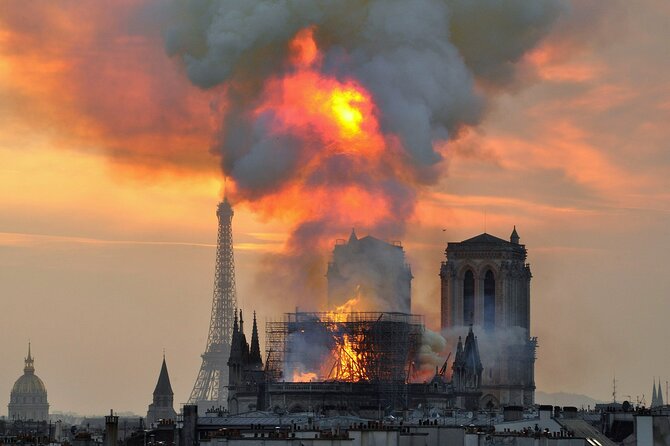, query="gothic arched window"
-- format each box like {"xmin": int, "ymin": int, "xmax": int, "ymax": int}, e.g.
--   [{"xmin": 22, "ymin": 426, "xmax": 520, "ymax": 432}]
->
[
  {"xmin": 463, "ymin": 270, "xmax": 475, "ymax": 325},
  {"xmin": 484, "ymin": 270, "xmax": 496, "ymax": 330}
]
